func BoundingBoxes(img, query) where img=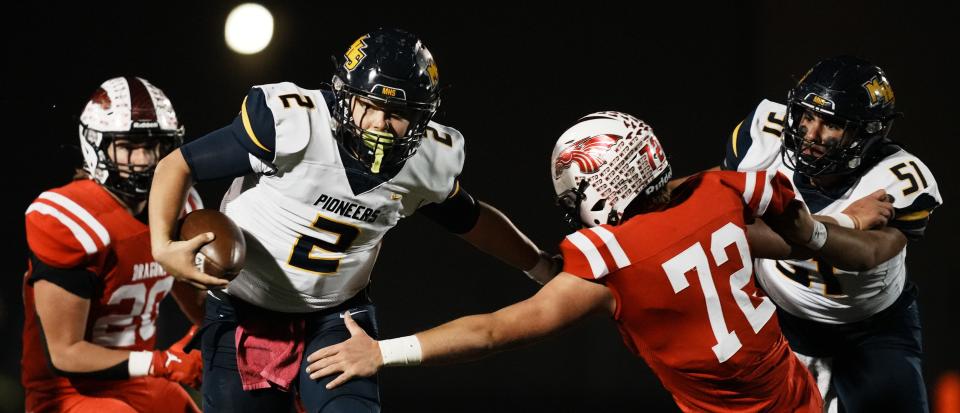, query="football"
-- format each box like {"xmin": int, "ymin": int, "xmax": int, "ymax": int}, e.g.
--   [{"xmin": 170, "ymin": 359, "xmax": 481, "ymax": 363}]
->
[{"xmin": 177, "ymin": 209, "xmax": 246, "ymax": 281}]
